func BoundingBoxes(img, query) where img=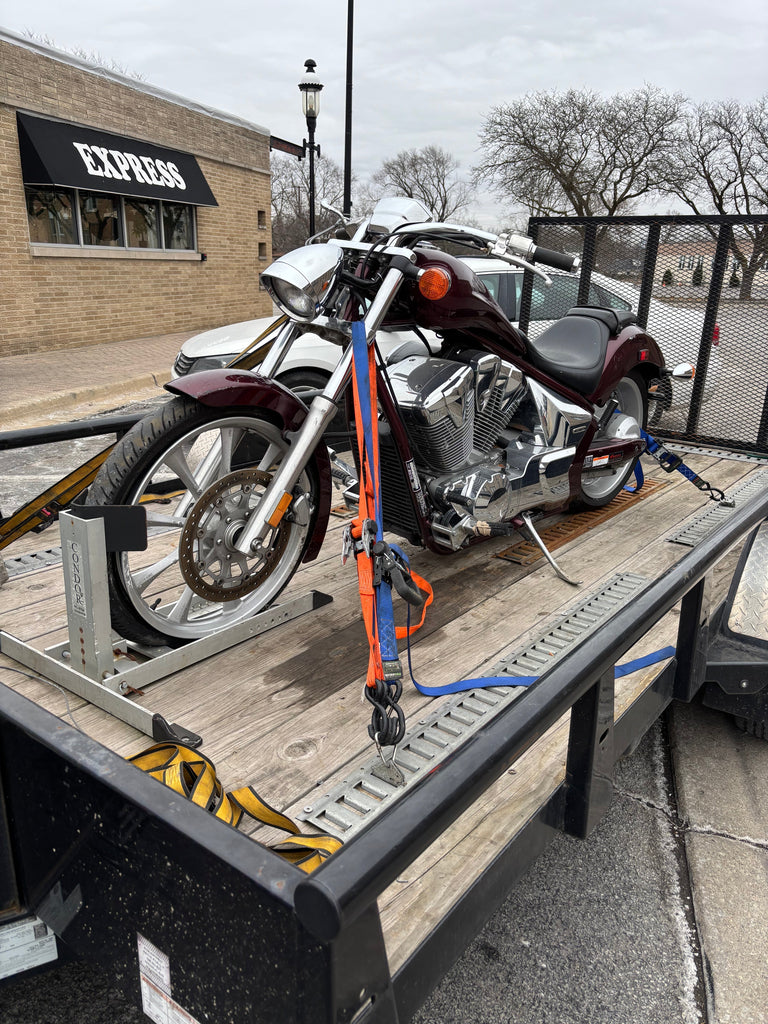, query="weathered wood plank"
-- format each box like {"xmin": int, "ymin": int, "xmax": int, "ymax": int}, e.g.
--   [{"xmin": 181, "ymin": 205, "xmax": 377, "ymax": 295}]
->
[{"xmin": 0, "ymin": 453, "xmax": 759, "ymax": 979}]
